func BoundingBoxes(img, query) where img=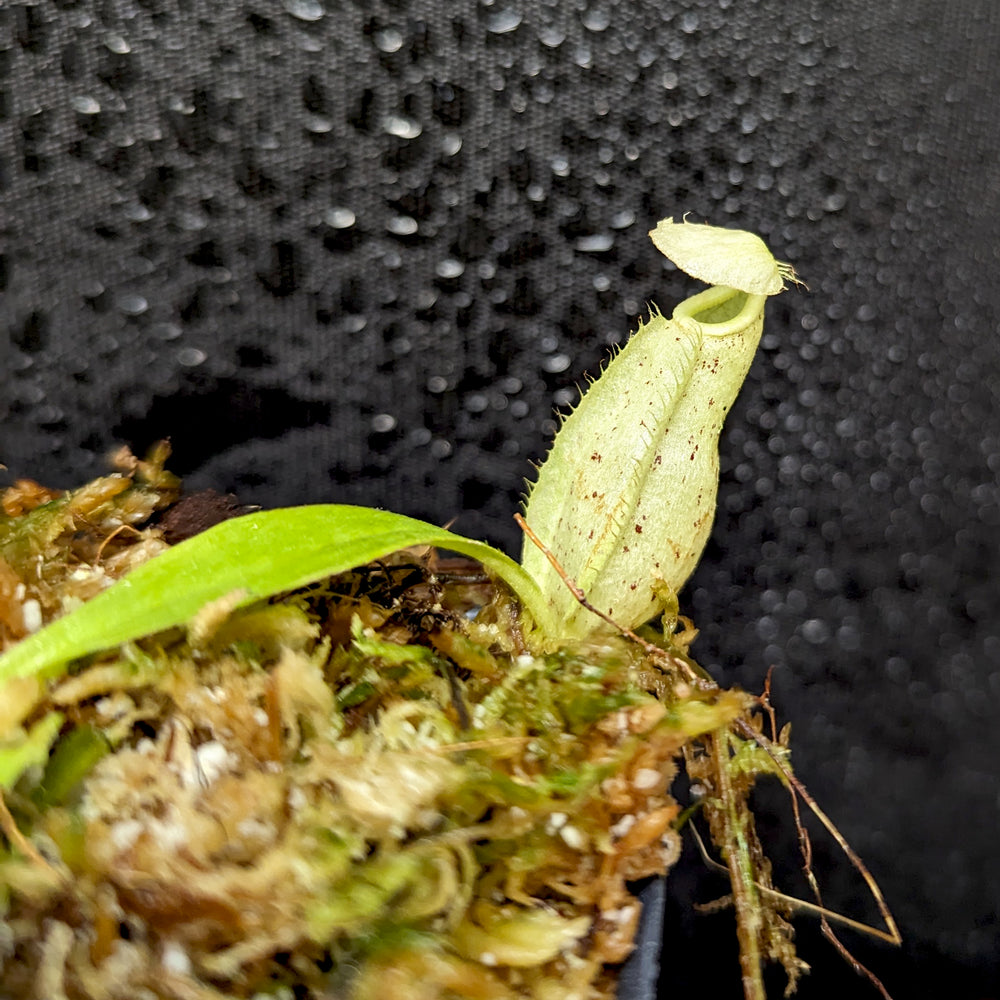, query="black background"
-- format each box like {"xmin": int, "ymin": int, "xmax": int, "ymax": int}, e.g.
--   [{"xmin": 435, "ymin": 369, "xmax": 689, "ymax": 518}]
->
[{"xmin": 2, "ymin": 2, "xmax": 999, "ymax": 997}]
